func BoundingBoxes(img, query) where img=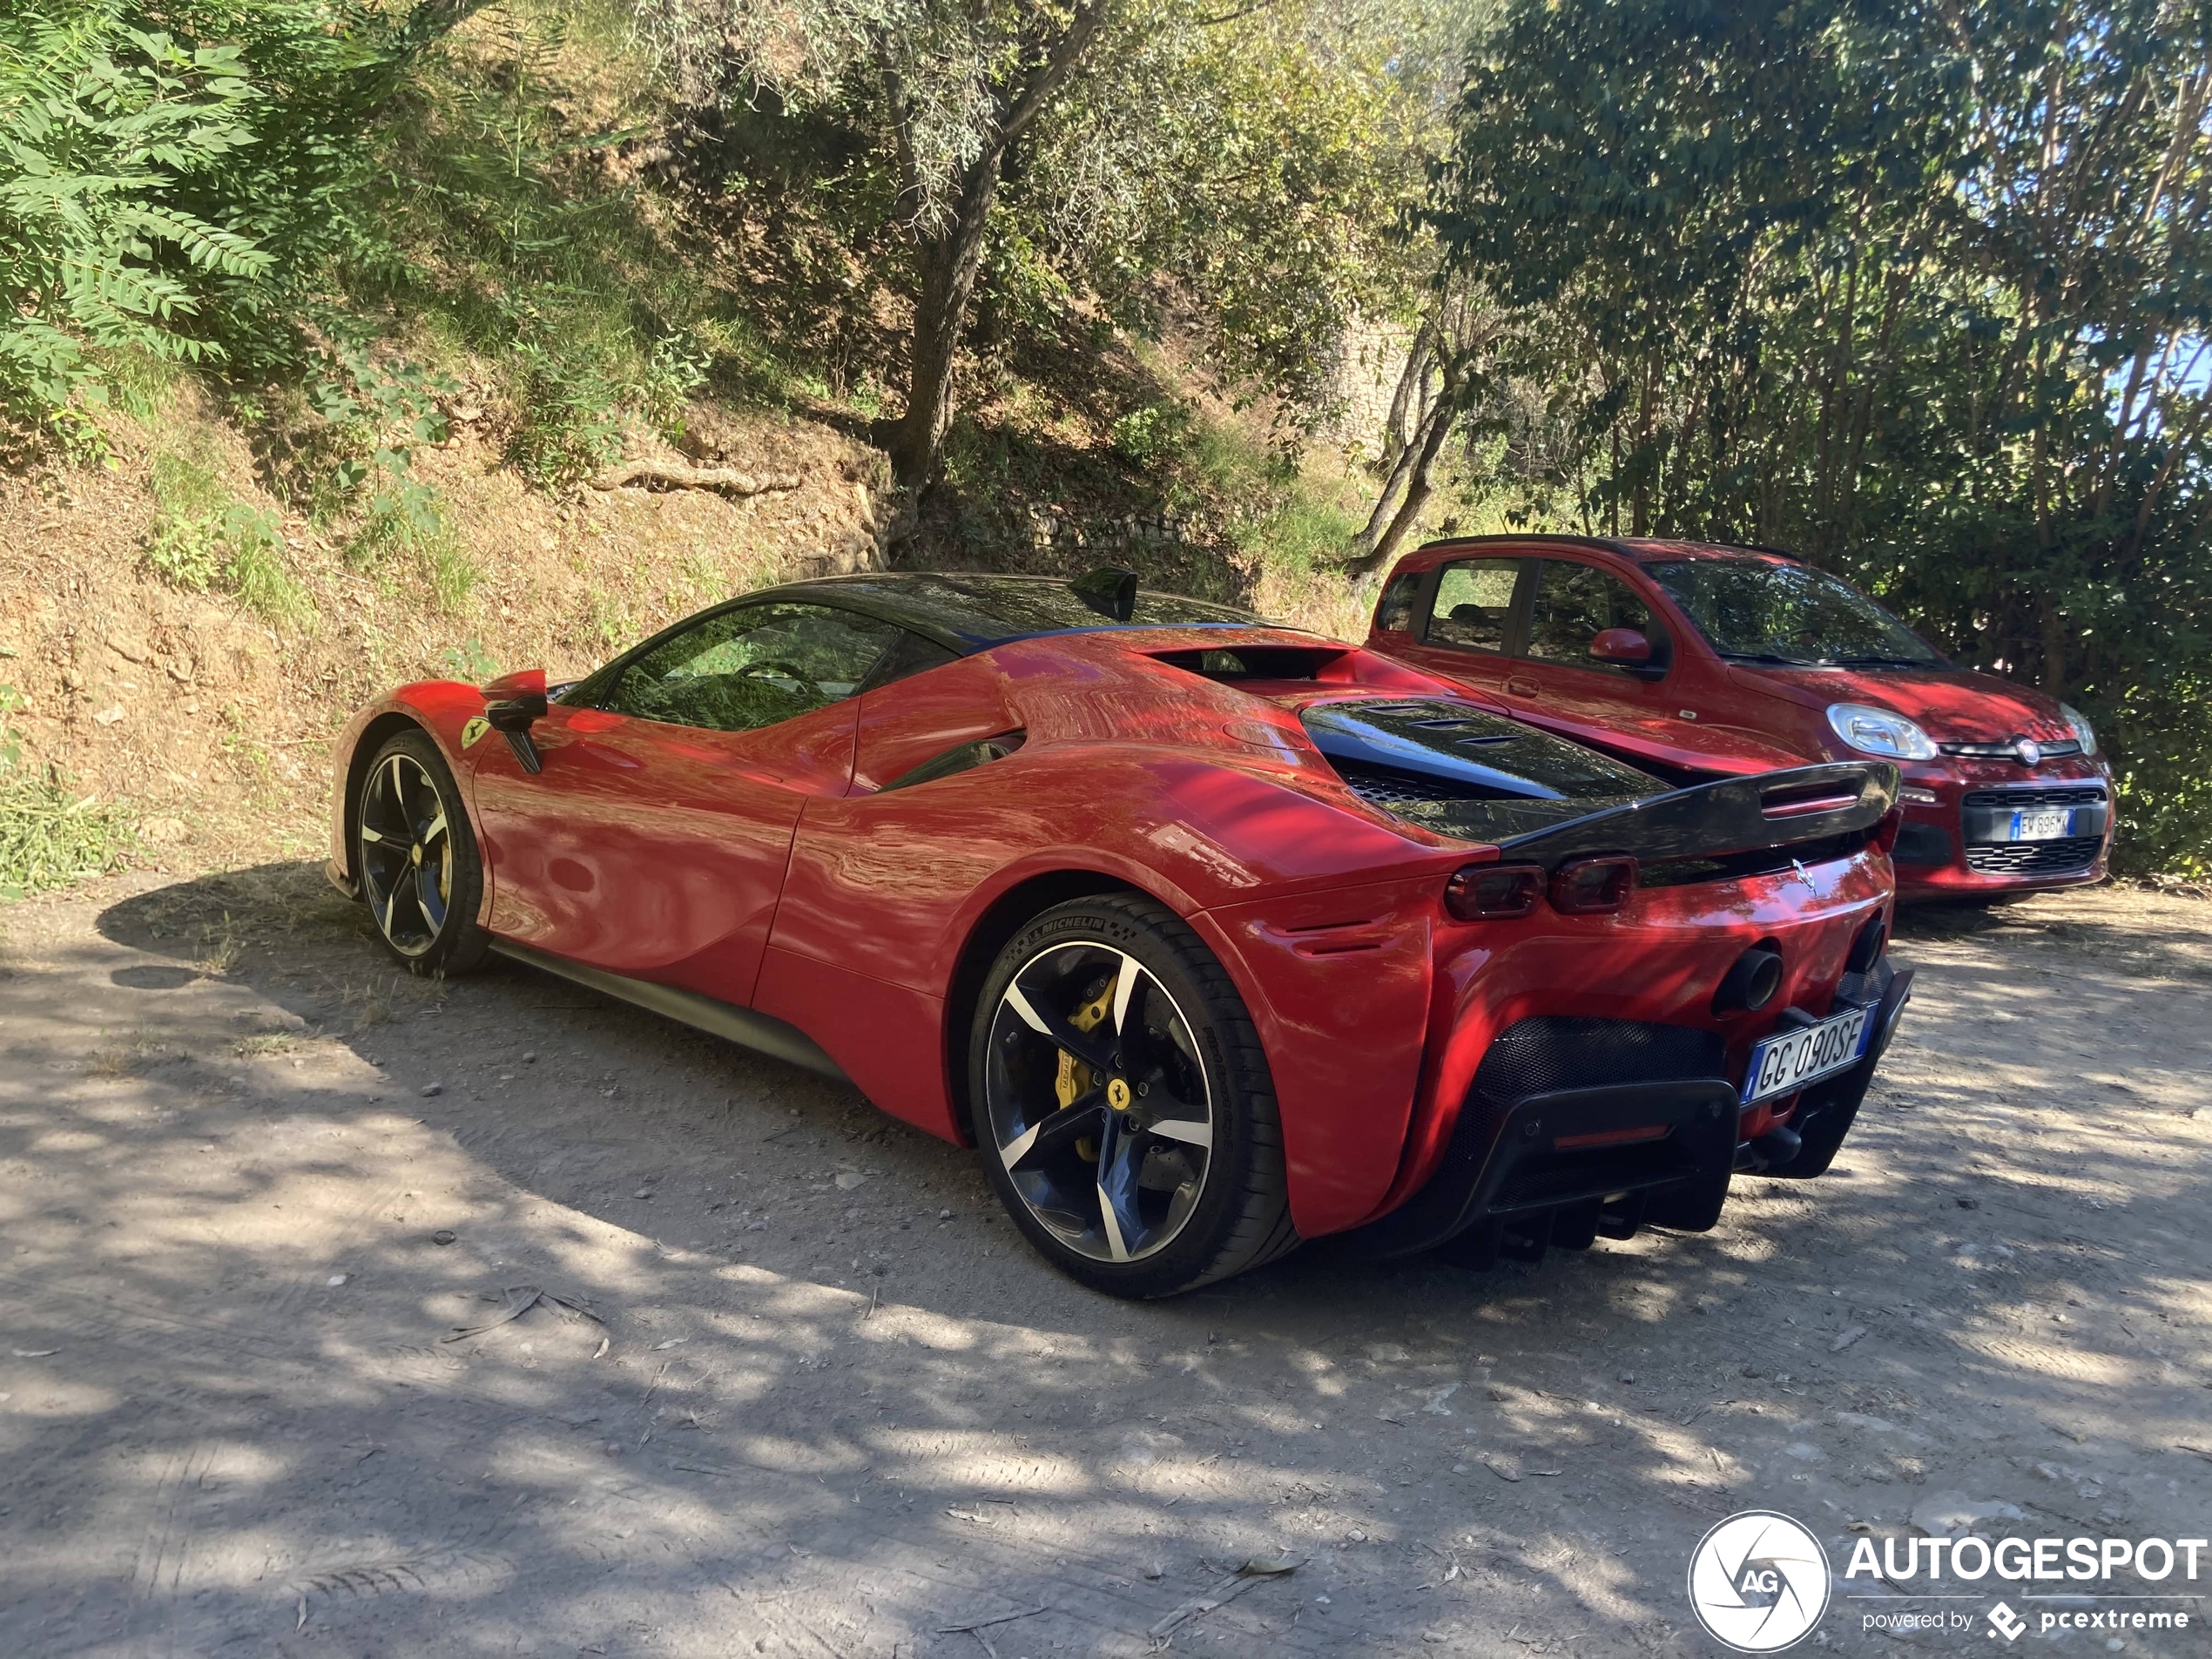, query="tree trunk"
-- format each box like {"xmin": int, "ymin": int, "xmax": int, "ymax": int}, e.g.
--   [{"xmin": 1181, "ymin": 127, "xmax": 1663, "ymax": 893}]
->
[
  {"xmin": 875, "ymin": 166, "xmax": 999, "ymax": 489},
  {"xmin": 1345, "ymin": 382, "xmax": 1456, "ymax": 580},
  {"xmin": 868, "ymin": 0, "xmax": 1108, "ymax": 492}
]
